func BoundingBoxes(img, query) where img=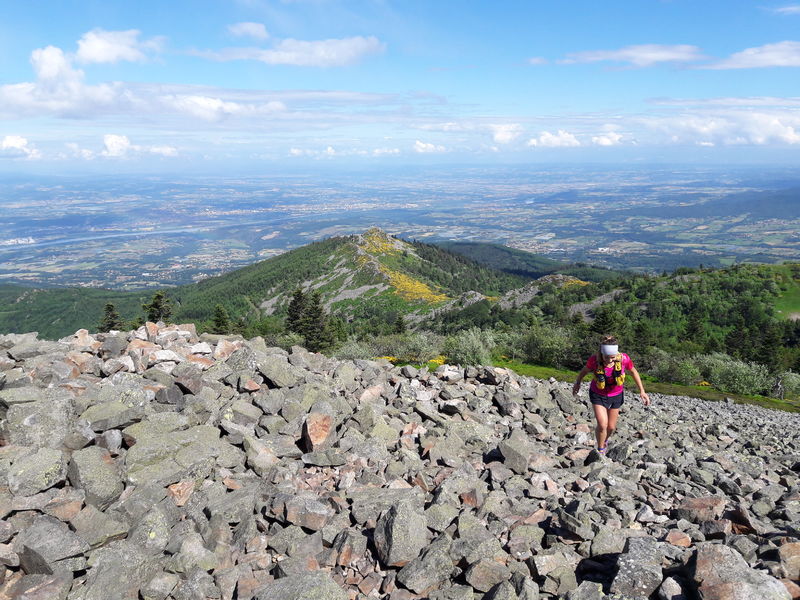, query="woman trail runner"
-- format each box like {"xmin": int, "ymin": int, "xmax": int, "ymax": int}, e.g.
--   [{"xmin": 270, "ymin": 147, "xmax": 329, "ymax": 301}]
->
[{"xmin": 572, "ymin": 335, "xmax": 650, "ymax": 454}]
